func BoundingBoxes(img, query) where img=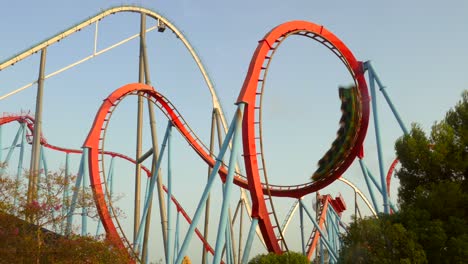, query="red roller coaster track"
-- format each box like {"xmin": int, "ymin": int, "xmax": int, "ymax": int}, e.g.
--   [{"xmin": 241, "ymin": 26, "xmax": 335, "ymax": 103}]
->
[
  {"xmin": 2, "ymin": 20, "xmax": 372, "ymax": 257},
  {"xmin": 237, "ymin": 20, "xmax": 370, "ymax": 253},
  {"xmin": 80, "ymin": 20, "xmax": 371, "ymax": 255},
  {"xmin": 0, "ymin": 114, "xmax": 218, "ymax": 257}
]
